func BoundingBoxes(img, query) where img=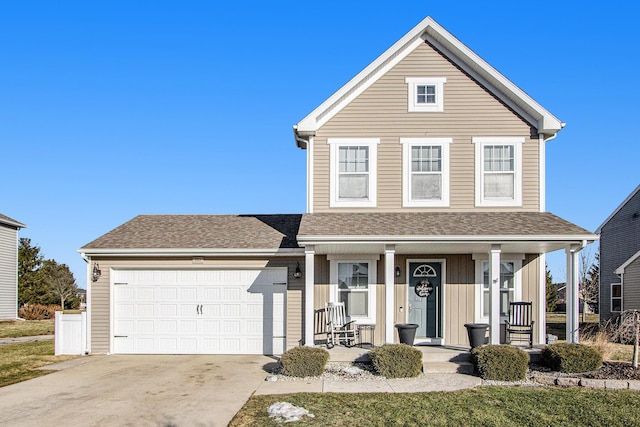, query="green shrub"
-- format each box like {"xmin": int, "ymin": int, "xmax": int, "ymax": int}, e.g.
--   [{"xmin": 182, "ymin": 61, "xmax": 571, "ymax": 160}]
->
[
  {"xmin": 18, "ymin": 304, "xmax": 61, "ymax": 320},
  {"xmin": 279, "ymin": 346, "xmax": 329, "ymax": 377},
  {"xmin": 542, "ymin": 343, "xmax": 603, "ymax": 373},
  {"xmin": 369, "ymin": 344, "xmax": 422, "ymax": 378},
  {"xmin": 471, "ymin": 345, "xmax": 529, "ymax": 381}
]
